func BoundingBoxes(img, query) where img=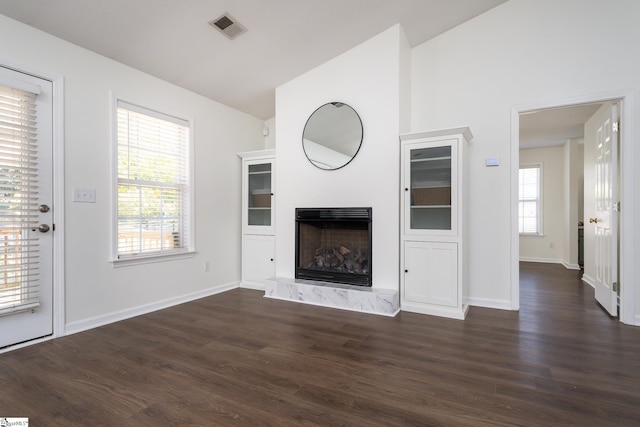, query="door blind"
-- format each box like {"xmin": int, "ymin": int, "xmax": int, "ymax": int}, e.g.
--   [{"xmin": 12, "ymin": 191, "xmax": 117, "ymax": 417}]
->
[{"xmin": 0, "ymin": 83, "xmax": 40, "ymax": 316}]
